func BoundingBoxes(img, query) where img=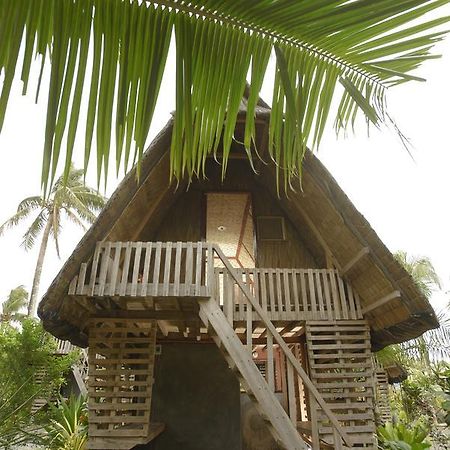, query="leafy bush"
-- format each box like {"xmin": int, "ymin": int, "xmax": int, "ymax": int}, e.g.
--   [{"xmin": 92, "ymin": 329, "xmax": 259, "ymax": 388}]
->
[
  {"xmin": 377, "ymin": 421, "xmax": 431, "ymax": 450},
  {"xmin": 0, "ymin": 319, "xmax": 76, "ymax": 447},
  {"xmin": 45, "ymin": 395, "xmax": 88, "ymax": 450}
]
